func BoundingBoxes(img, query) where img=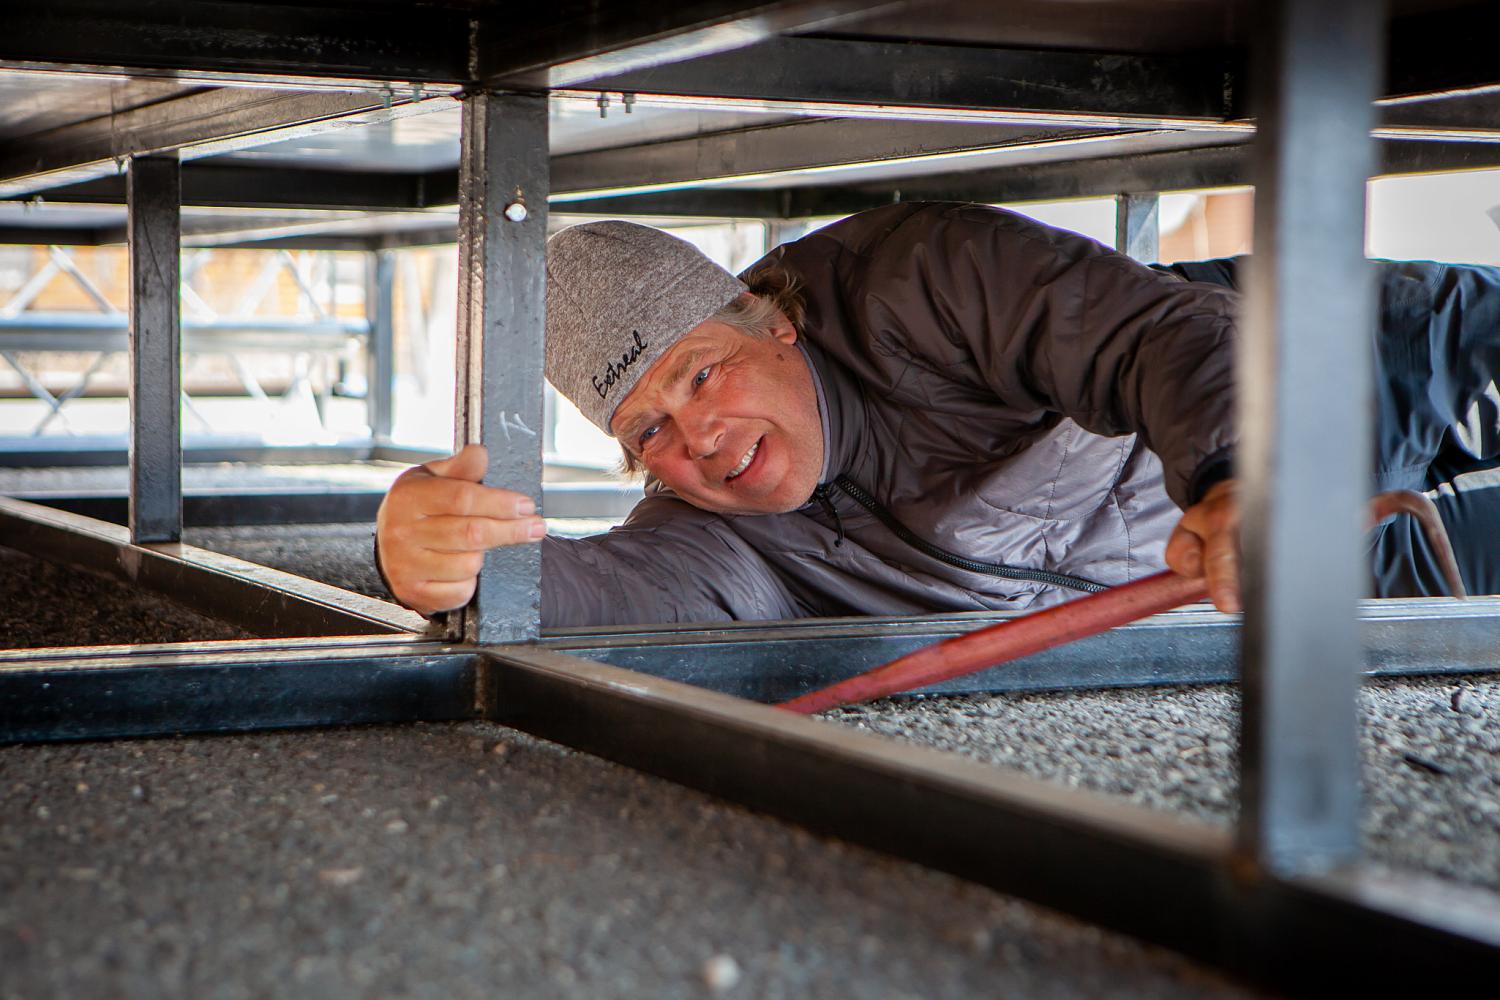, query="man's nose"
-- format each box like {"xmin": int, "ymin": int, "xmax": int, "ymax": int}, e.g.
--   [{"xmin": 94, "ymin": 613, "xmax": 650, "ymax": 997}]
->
[{"xmin": 679, "ymin": 407, "xmax": 725, "ymax": 460}]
